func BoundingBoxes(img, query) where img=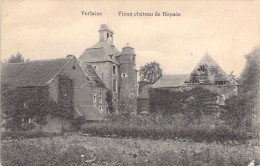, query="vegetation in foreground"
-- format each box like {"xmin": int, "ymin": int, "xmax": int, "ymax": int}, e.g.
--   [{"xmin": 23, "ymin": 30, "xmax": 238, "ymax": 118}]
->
[{"xmin": 1, "ymin": 134, "xmax": 256, "ymax": 166}]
